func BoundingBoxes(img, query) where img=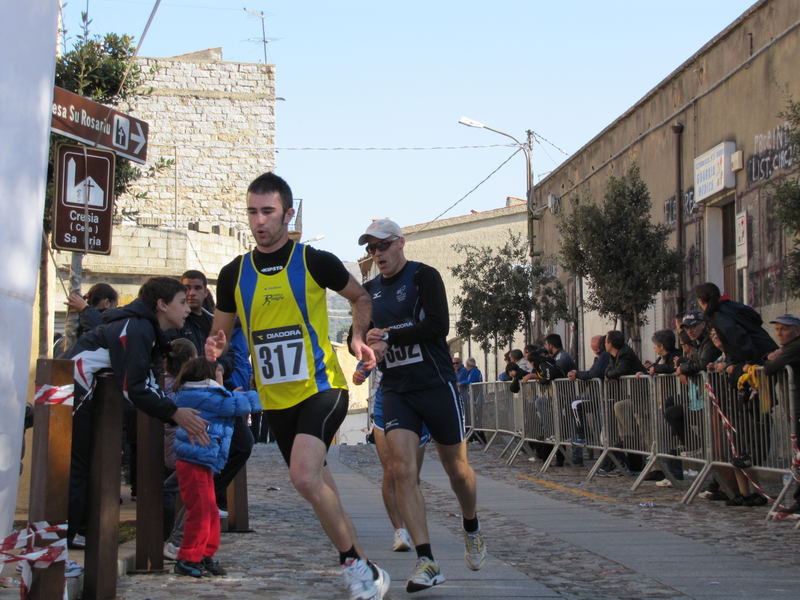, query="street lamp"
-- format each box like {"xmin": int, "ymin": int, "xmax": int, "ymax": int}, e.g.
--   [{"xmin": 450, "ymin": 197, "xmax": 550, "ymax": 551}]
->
[{"xmin": 459, "ymin": 117, "xmax": 537, "ymax": 255}]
